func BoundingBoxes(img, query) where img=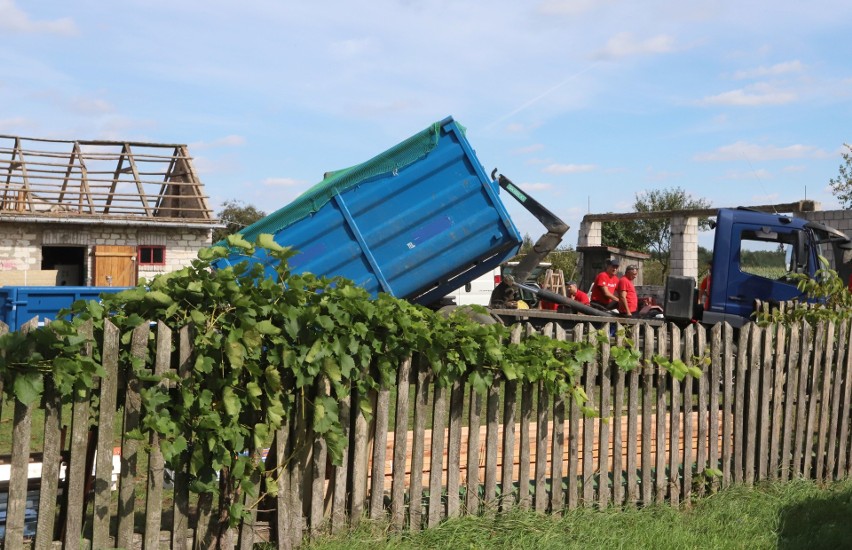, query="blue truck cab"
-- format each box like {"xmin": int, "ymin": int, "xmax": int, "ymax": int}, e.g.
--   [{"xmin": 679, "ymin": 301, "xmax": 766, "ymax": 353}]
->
[{"xmin": 666, "ymin": 207, "xmax": 852, "ymax": 328}]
